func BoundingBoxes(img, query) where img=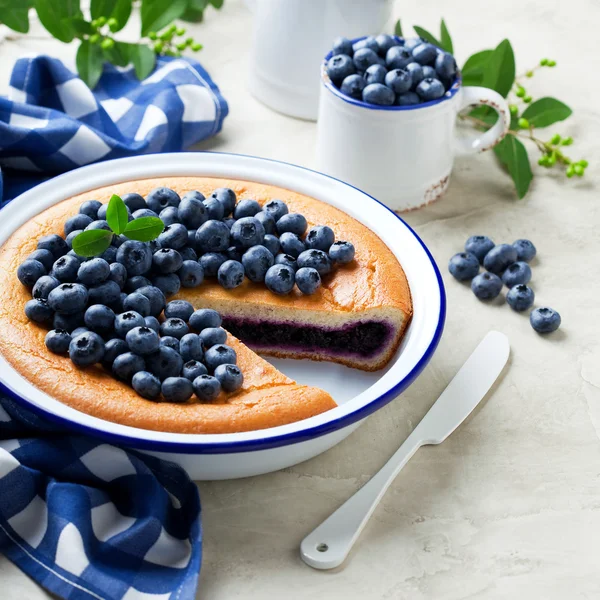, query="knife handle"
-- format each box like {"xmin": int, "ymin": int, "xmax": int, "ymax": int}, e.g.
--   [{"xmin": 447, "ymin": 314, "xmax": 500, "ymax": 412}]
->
[{"xmin": 300, "ymin": 429, "xmax": 424, "ymax": 570}]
